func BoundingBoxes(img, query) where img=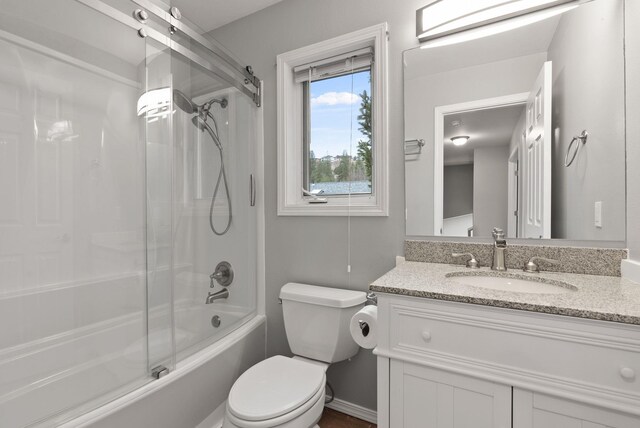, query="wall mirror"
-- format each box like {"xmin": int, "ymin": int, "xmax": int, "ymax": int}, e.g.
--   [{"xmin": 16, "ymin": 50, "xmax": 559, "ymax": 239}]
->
[{"xmin": 404, "ymin": 0, "xmax": 625, "ymax": 242}]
